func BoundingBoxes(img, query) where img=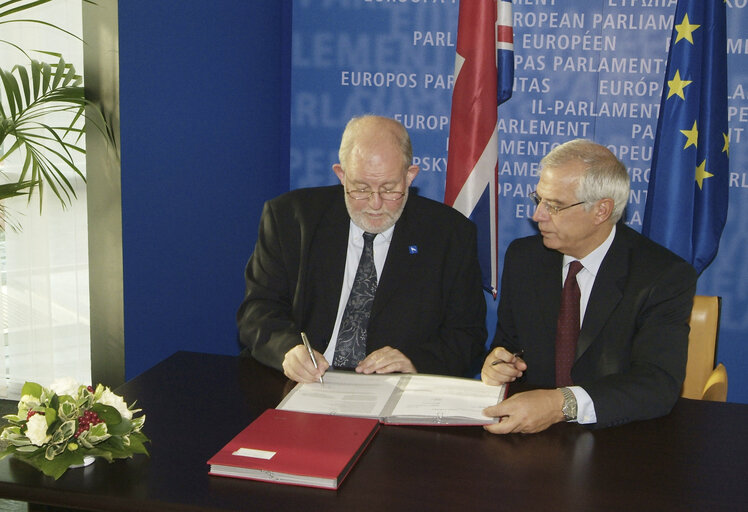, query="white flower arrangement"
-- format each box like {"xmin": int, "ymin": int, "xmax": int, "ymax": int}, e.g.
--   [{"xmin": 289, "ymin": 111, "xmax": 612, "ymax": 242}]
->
[{"xmin": 0, "ymin": 380, "xmax": 149, "ymax": 479}]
